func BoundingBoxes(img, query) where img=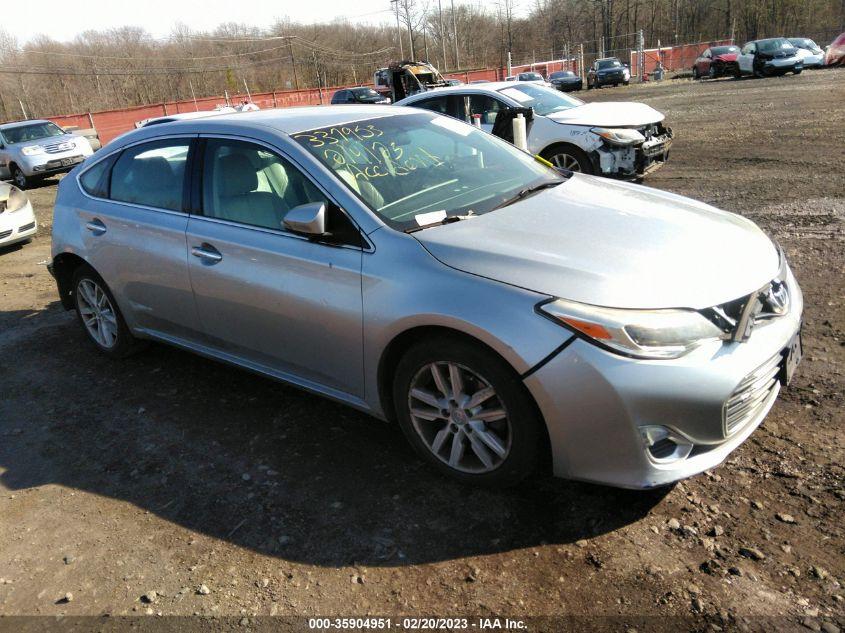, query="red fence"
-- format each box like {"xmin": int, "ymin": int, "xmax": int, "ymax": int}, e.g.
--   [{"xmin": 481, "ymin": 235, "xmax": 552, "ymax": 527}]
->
[
  {"xmin": 47, "ymin": 86, "xmax": 359, "ymax": 145},
  {"xmin": 630, "ymin": 39, "xmax": 734, "ymax": 76}
]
